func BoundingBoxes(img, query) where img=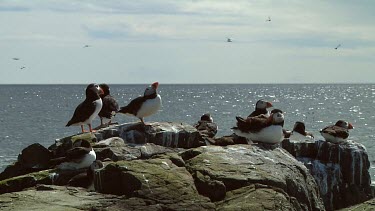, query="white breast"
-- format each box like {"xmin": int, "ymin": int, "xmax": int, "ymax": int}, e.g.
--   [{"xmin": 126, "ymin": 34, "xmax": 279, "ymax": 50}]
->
[
  {"xmin": 233, "ymin": 125, "xmax": 284, "ymax": 144},
  {"xmin": 321, "ymin": 132, "xmax": 346, "ymax": 144},
  {"xmin": 57, "ymin": 149, "xmax": 96, "ymax": 170},
  {"xmin": 136, "ymin": 95, "xmax": 162, "ymax": 118},
  {"xmin": 84, "ymin": 98, "xmax": 103, "ymax": 124}
]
